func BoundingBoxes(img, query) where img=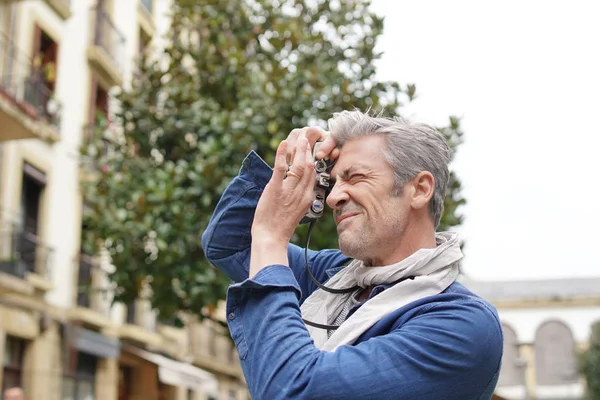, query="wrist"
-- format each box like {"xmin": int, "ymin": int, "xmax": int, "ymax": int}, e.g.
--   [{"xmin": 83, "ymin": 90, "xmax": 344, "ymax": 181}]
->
[
  {"xmin": 249, "ymin": 235, "xmax": 289, "ymax": 279},
  {"xmin": 251, "ymin": 226, "xmax": 290, "ymax": 248}
]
